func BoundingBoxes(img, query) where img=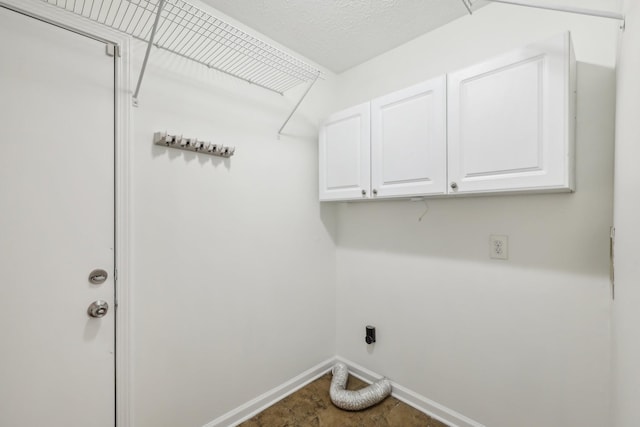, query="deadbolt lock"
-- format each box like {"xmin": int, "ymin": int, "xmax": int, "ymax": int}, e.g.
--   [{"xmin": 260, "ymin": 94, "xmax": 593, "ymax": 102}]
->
[{"xmin": 89, "ymin": 269, "xmax": 108, "ymax": 285}]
